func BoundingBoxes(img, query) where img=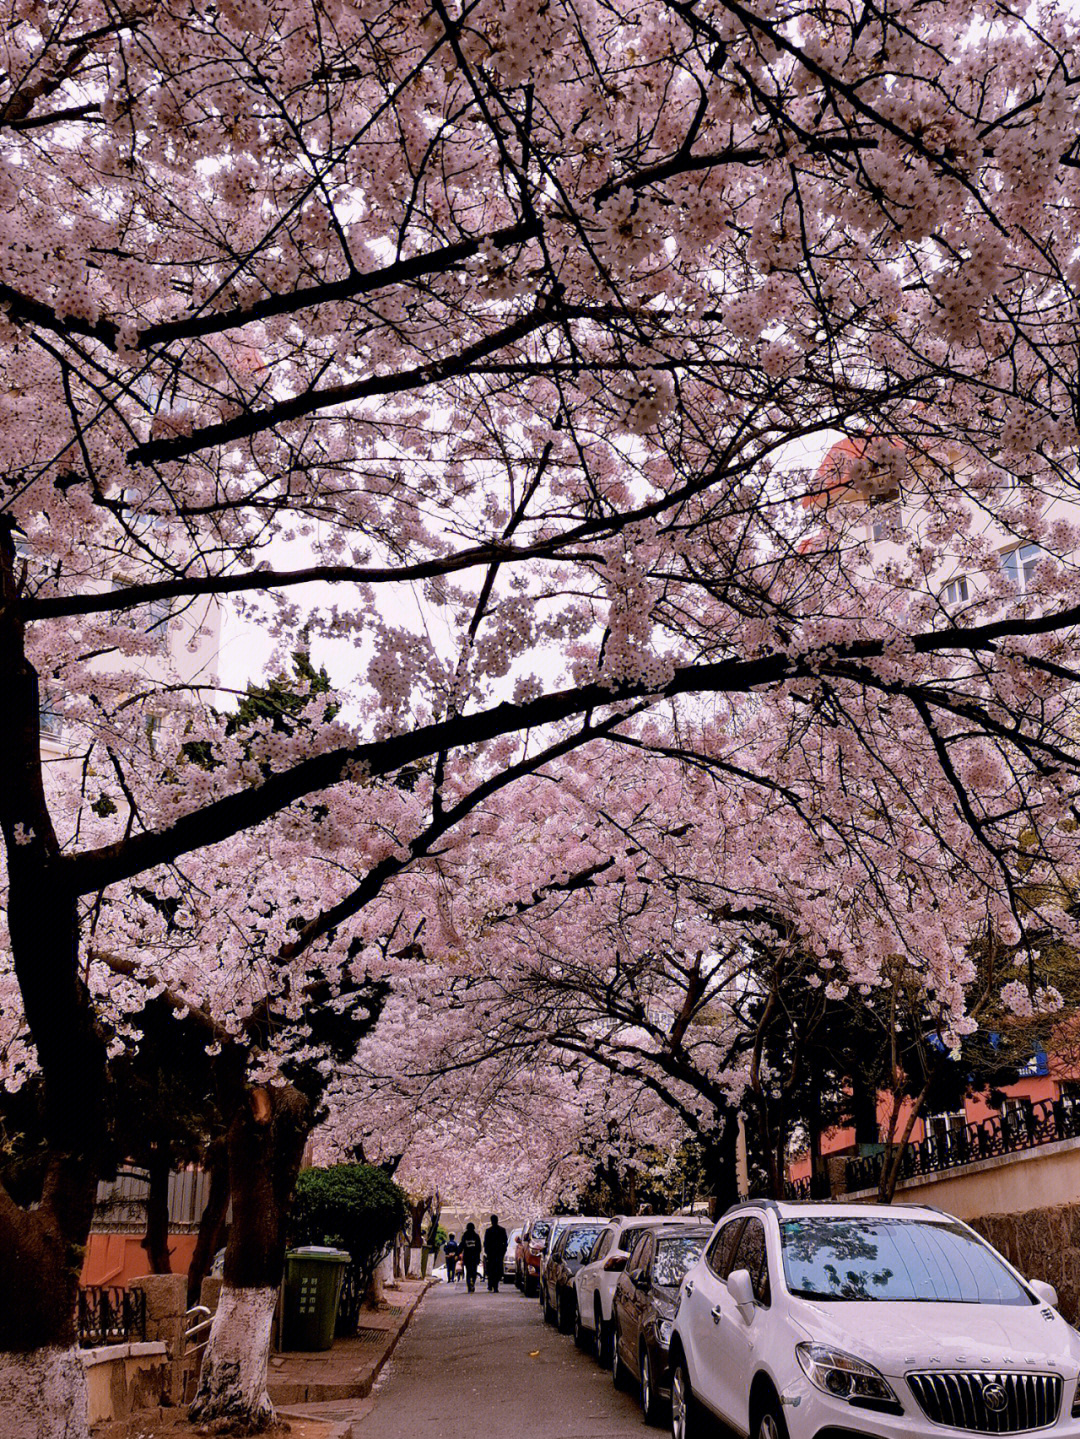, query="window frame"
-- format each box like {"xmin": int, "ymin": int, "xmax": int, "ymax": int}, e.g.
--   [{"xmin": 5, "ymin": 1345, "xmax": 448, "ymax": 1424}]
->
[
  {"xmin": 728, "ymin": 1215, "xmax": 771, "ymax": 1307},
  {"xmin": 705, "ymin": 1217, "xmax": 747, "ymax": 1281}
]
